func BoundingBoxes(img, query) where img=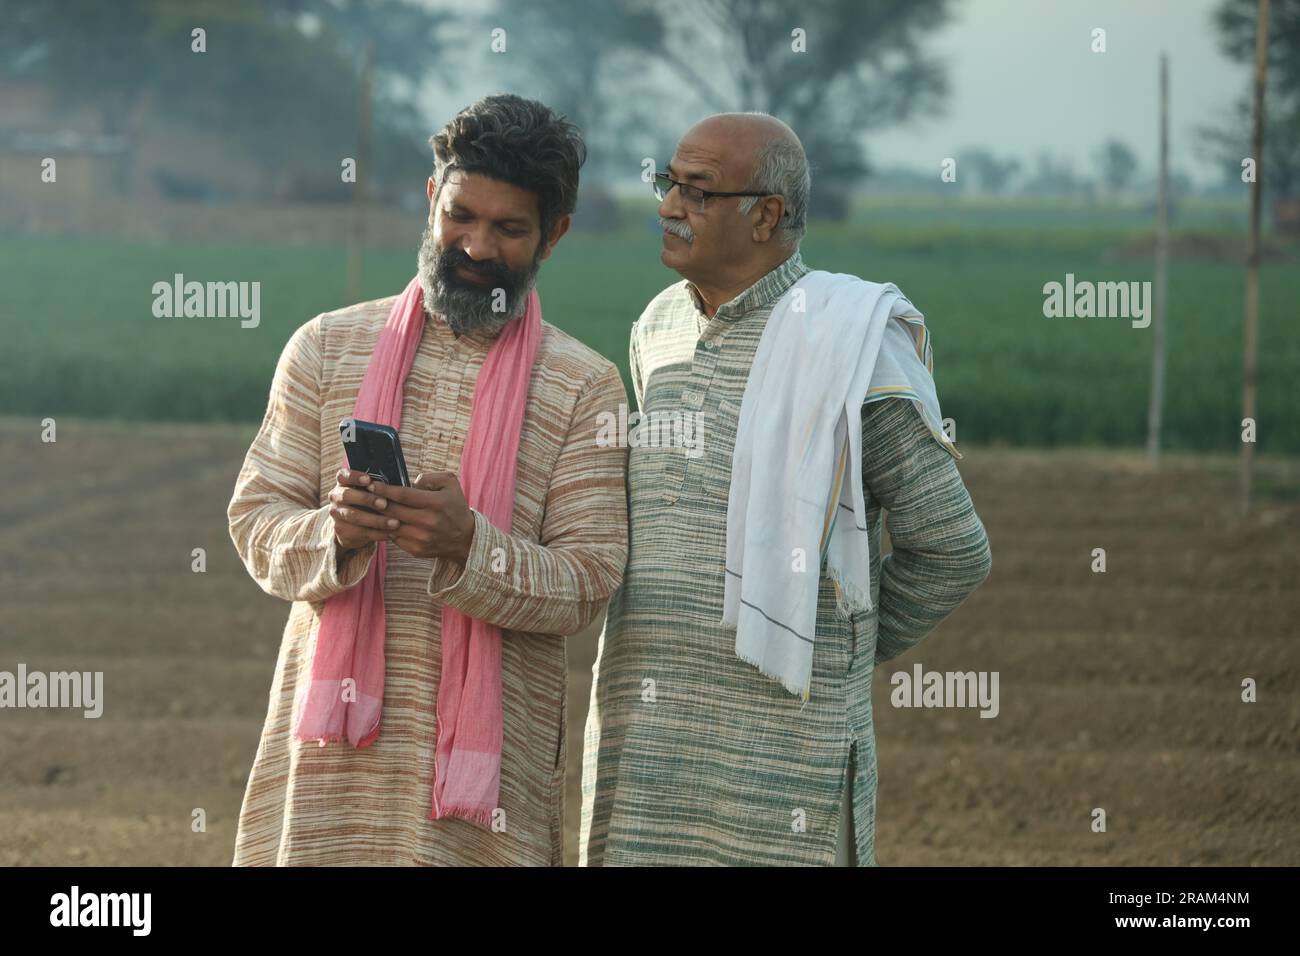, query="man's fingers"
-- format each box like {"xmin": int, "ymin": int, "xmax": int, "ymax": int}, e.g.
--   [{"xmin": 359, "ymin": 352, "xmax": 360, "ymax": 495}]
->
[
  {"xmin": 366, "ymin": 497, "xmax": 435, "ymax": 526},
  {"xmin": 366, "ymin": 480, "xmax": 427, "ymax": 505},
  {"xmin": 338, "ymin": 527, "xmax": 395, "ymax": 545},
  {"xmin": 368, "ymin": 473, "xmax": 455, "ymax": 504},
  {"xmin": 389, "ymin": 530, "xmax": 426, "ymax": 555},
  {"xmin": 413, "ymin": 471, "xmax": 458, "ymax": 491},
  {"xmin": 336, "ymin": 468, "xmax": 374, "ymax": 489},
  {"xmin": 329, "ymin": 485, "xmax": 389, "ymax": 511},
  {"xmin": 330, "ymin": 505, "xmax": 400, "ymax": 531}
]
